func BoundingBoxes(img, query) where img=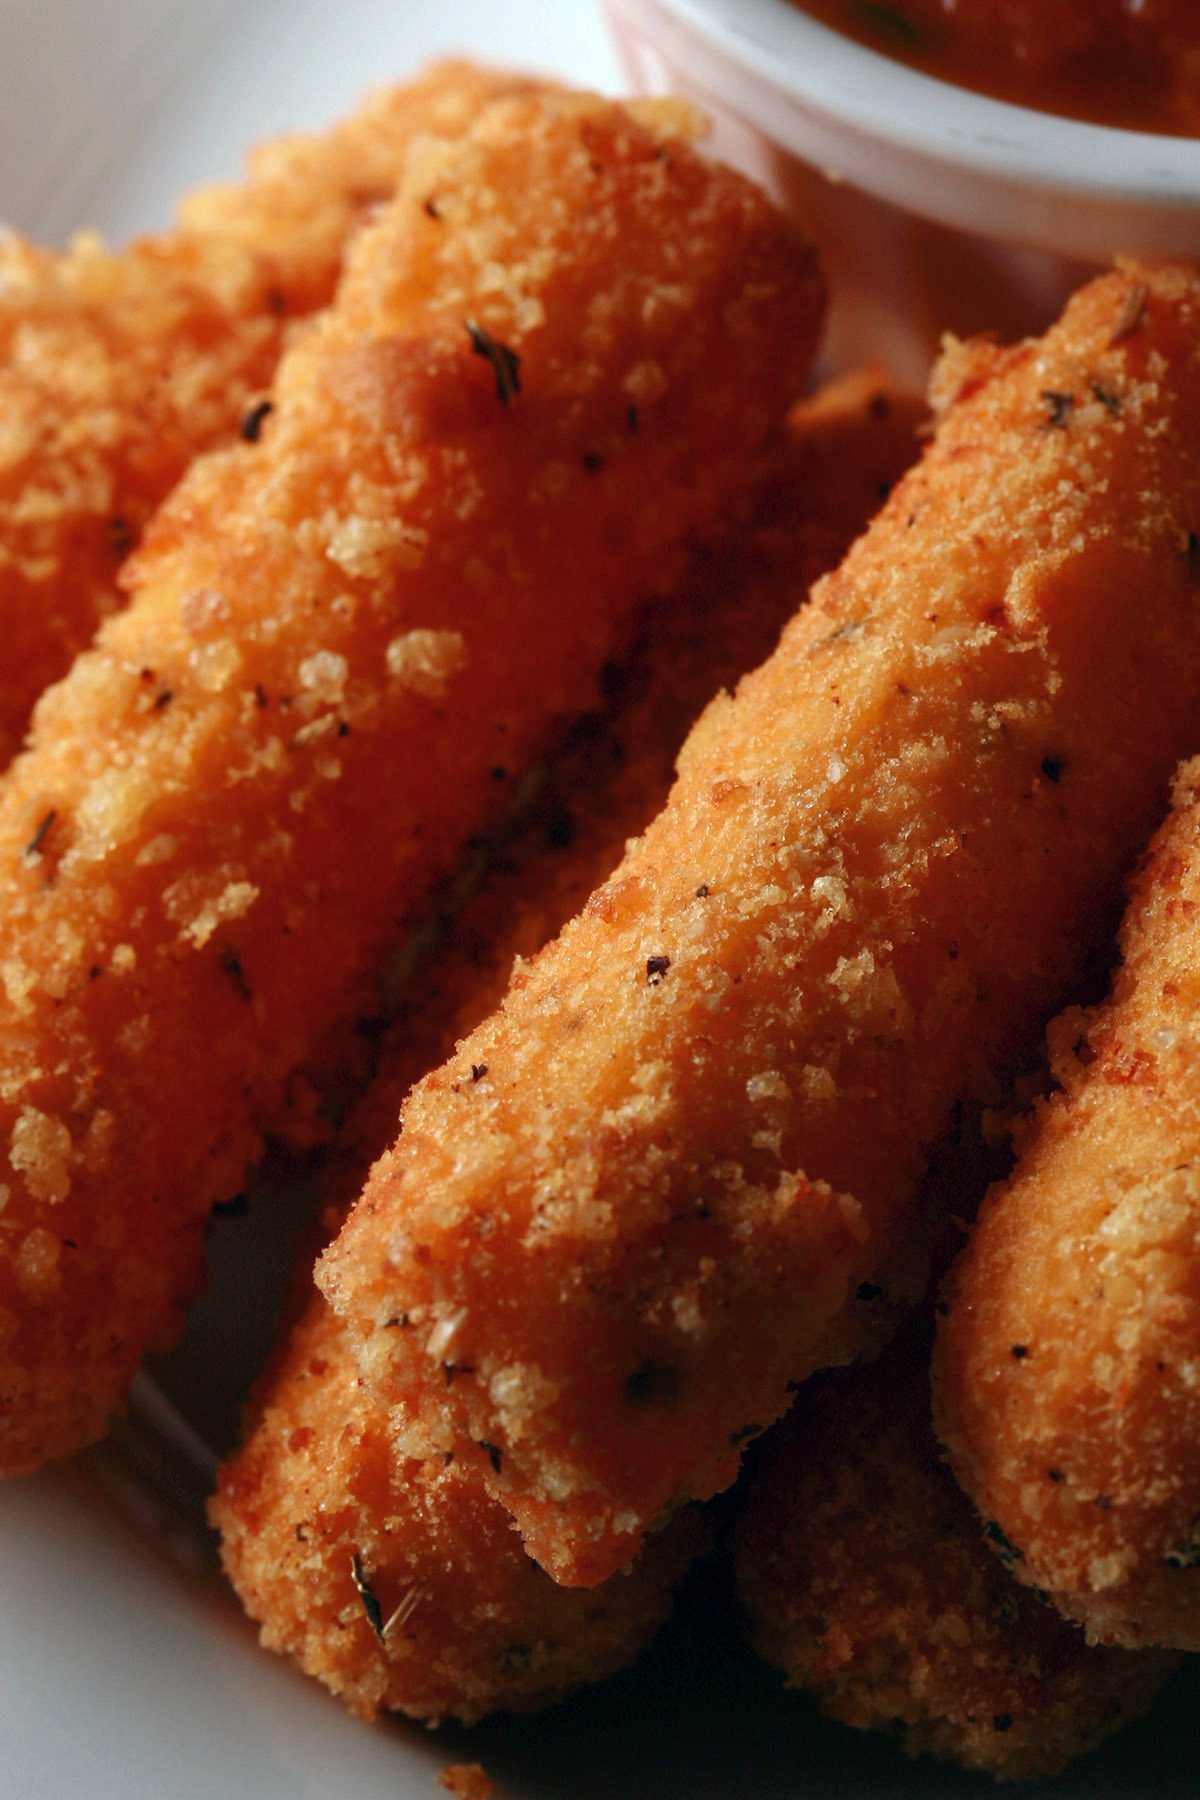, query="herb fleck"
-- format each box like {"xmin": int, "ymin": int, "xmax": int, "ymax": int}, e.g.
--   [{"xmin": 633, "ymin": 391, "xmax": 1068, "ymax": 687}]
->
[
  {"xmin": 646, "ymin": 954, "xmax": 671, "ymax": 985},
  {"xmin": 1041, "ymin": 390, "xmax": 1074, "ymax": 429},
  {"xmin": 23, "ymin": 809, "xmax": 56, "ymax": 858},
  {"xmin": 1041, "ymin": 756, "xmax": 1065, "ymax": 783},
  {"xmin": 240, "ymin": 400, "xmax": 274, "ymax": 443},
  {"xmin": 465, "ymin": 318, "xmax": 521, "ymax": 405},
  {"xmin": 350, "ymin": 1552, "xmax": 385, "ymax": 1642}
]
